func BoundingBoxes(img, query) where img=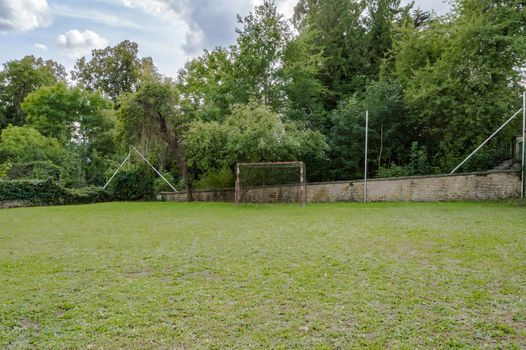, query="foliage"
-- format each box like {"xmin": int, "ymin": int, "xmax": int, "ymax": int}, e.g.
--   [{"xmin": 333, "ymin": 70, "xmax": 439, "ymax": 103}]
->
[
  {"xmin": 107, "ymin": 165, "xmax": 155, "ymax": 200},
  {"xmin": 176, "ymin": 48, "xmax": 235, "ymax": 123},
  {"xmin": 117, "ymin": 77, "xmax": 193, "ymax": 198},
  {"xmin": 407, "ymin": 142, "xmax": 430, "ymax": 175},
  {"xmin": 193, "ymin": 167, "xmax": 235, "ymax": 190},
  {"xmin": 154, "ymin": 172, "xmax": 177, "ymax": 193},
  {"xmin": 72, "ymin": 40, "xmax": 157, "ymax": 101},
  {"xmin": 84, "ymin": 152, "xmax": 120, "ymax": 187},
  {"xmin": 2, "ymin": 0, "xmax": 526, "ymax": 190},
  {"xmin": 0, "ymin": 162, "xmax": 11, "ymax": 178},
  {"xmin": 6, "ymin": 161, "xmax": 61, "ymax": 181},
  {"xmin": 232, "ymin": 0, "xmax": 291, "ymax": 109},
  {"xmin": 0, "ymin": 55, "xmax": 66, "ymax": 128},
  {"xmin": 22, "ymin": 83, "xmax": 114, "ymax": 147},
  {"xmin": 185, "ymin": 100, "xmax": 328, "ymax": 177},
  {"xmin": 0, "ymin": 179, "xmax": 109, "ymax": 205},
  {"xmin": 377, "ymin": 163, "xmax": 410, "ymax": 178},
  {"xmin": 392, "ymin": 0, "xmax": 526, "ymax": 172},
  {"xmin": 0, "ymin": 126, "xmax": 64, "ymax": 164}
]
